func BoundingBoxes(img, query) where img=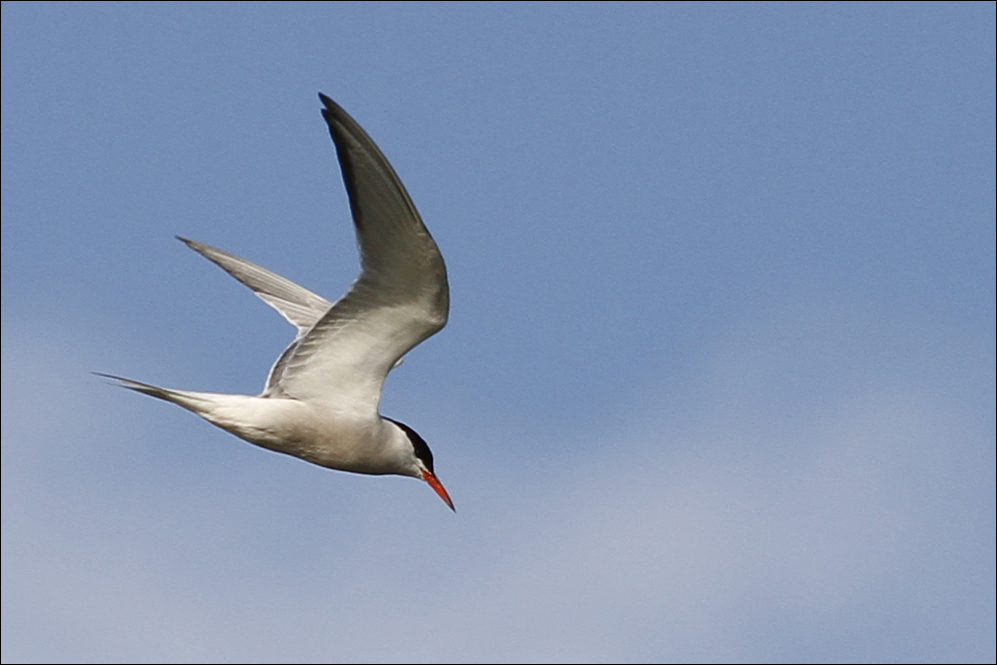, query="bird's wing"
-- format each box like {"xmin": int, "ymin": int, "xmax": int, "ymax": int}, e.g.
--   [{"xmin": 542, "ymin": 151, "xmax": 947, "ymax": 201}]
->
[
  {"xmin": 264, "ymin": 94, "xmax": 448, "ymax": 416},
  {"xmin": 178, "ymin": 236, "xmax": 332, "ymax": 335}
]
